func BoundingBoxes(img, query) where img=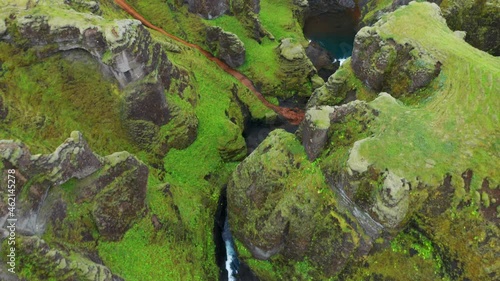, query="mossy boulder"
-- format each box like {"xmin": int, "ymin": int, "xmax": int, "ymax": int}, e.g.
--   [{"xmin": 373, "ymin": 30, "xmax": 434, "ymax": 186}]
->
[
  {"xmin": 276, "ymin": 38, "xmax": 316, "ymax": 97},
  {"xmin": 3, "ymin": 235, "xmax": 119, "ymax": 281},
  {"xmin": 227, "ymin": 129, "xmax": 374, "ymax": 278},
  {"xmin": 351, "ymin": 24, "xmax": 442, "ymax": 96},
  {"xmin": 206, "ymin": 26, "xmax": 246, "ymax": 68},
  {"xmin": 185, "ymin": 0, "xmax": 230, "ymax": 19}
]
